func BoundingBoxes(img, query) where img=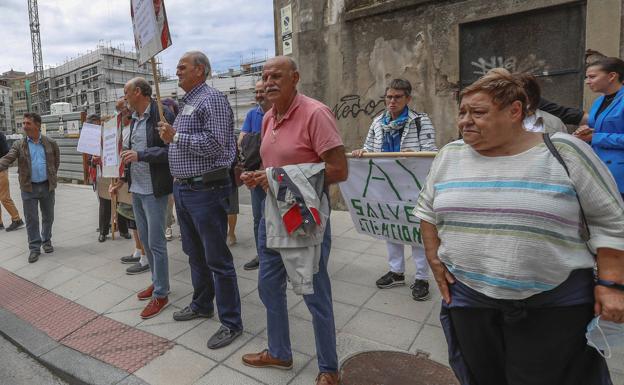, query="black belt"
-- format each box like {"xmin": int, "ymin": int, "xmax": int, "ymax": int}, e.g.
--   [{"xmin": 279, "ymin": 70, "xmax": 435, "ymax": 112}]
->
[
  {"xmin": 175, "ymin": 175, "xmax": 203, "ymax": 184},
  {"xmin": 175, "ymin": 176, "xmax": 230, "ymax": 188},
  {"xmin": 31, "ymin": 180, "xmax": 48, "ymax": 185}
]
